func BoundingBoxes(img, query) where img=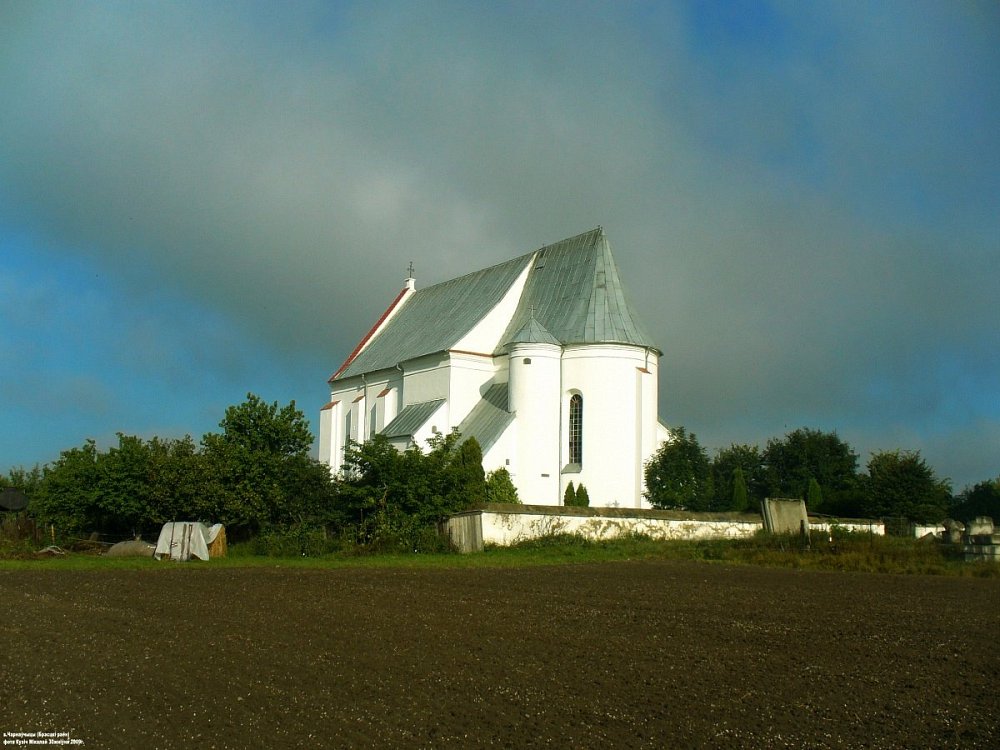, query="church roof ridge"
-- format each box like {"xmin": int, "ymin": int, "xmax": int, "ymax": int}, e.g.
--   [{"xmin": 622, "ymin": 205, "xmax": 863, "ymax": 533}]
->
[{"xmin": 331, "ymin": 227, "xmax": 657, "ymax": 380}]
